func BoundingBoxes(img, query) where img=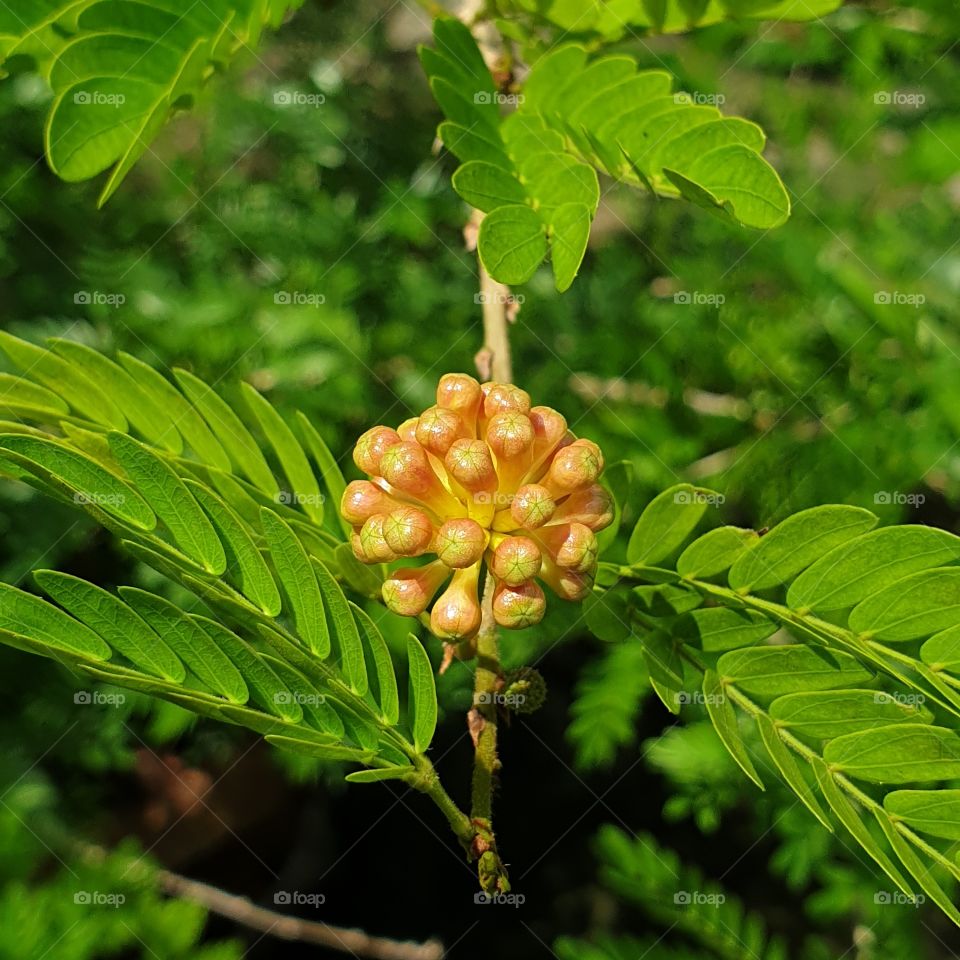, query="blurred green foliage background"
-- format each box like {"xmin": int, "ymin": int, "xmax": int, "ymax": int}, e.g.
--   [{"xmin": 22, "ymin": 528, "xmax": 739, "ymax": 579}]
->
[{"xmin": 0, "ymin": 1, "xmax": 958, "ymax": 957}]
